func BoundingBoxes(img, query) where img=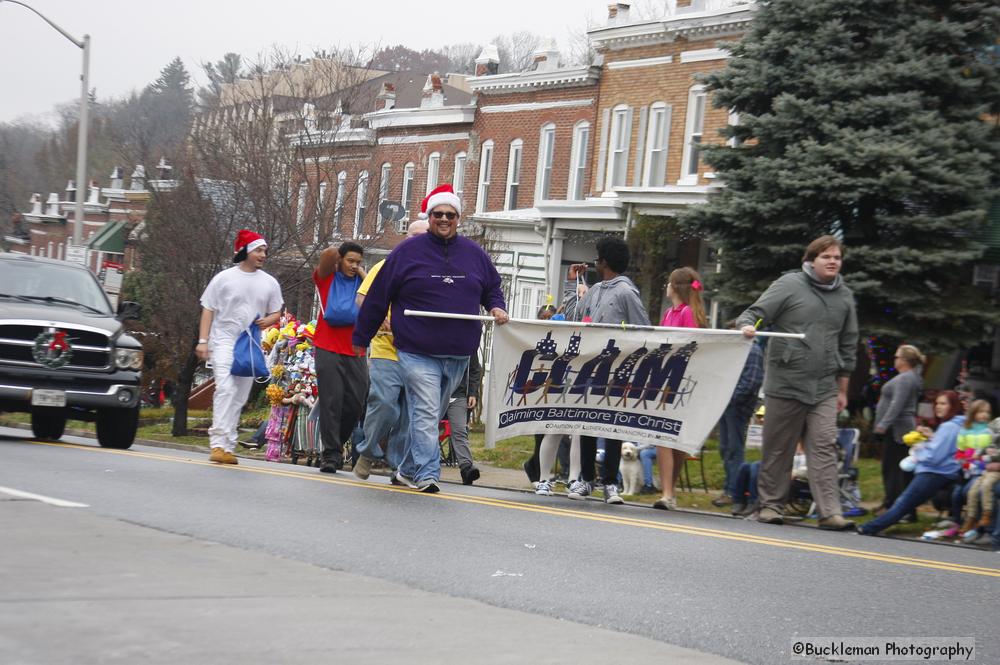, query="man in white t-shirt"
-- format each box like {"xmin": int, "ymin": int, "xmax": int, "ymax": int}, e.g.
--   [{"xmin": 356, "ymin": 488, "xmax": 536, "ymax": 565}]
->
[{"xmin": 197, "ymin": 230, "xmax": 283, "ymax": 464}]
